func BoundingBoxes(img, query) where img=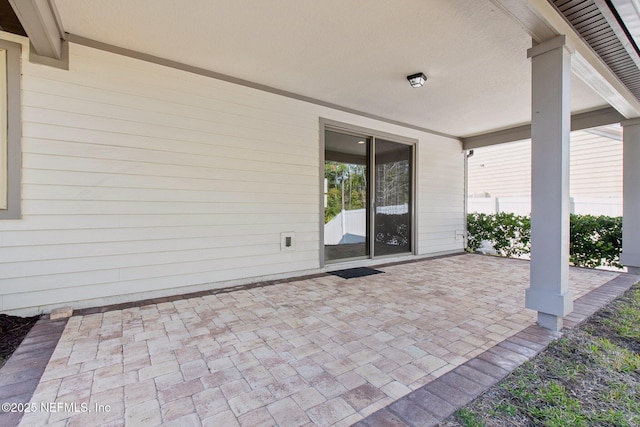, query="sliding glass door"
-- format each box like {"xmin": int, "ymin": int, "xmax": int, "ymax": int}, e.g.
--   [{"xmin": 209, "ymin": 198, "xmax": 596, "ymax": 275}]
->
[
  {"xmin": 374, "ymin": 139, "xmax": 412, "ymax": 256},
  {"xmin": 324, "ymin": 130, "xmax": 370, "ymax": 262},
  {"xmin": 324, "ymin": 128, "xmax": 413, "ymax": 263}
]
